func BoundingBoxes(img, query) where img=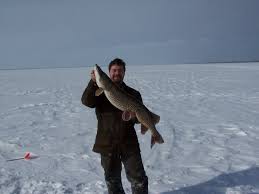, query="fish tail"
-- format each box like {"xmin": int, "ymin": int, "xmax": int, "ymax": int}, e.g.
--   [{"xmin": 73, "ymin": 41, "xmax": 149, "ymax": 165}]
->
[{"xmin": 151, "ymin": 132, "xmax": 164, "ymax": 148}]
